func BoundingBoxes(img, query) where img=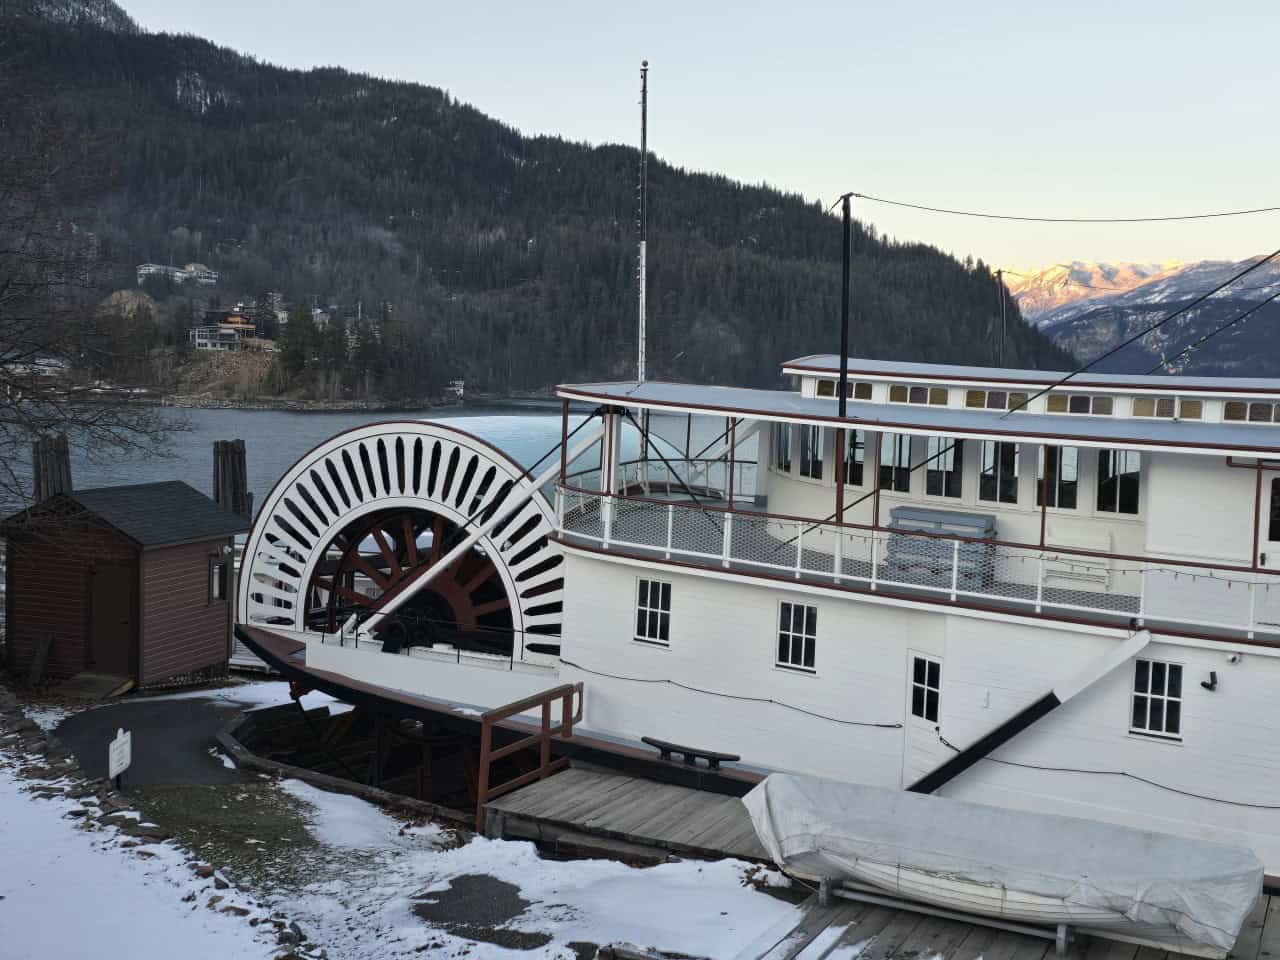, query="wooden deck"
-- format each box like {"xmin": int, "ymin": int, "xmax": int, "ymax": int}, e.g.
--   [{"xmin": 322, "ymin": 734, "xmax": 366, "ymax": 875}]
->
[
  {"xmin": 483, "ymin": 766, "xmax": 766, "ymax": 861},
  {"xmin": 738, "ymin": 891, "xmax": 1276, "ymax": 960},
  {"xmin": 486, "ymin": 766, "xmax": 1276, "ymax": 960}
]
